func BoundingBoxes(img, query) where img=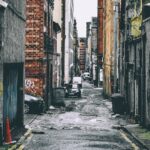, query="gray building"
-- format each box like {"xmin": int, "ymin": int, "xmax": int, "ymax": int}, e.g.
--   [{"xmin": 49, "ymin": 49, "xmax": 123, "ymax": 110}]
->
[
  {"xmin": 119, "ymin": 0, "xmax": 150, "ymax": 128},
  {"xmin": 64, "ymin": 0, "xmax": 74, "ymax": 84},
  {"xmin": 91, "ymin": 17, "xmax": 98, "ymax": 85},
  {"xmin": 0, "ymin": 0, "xmax": 26, "ymax": 144}
]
